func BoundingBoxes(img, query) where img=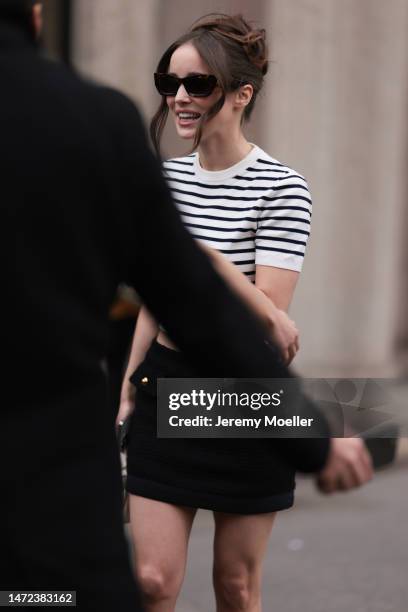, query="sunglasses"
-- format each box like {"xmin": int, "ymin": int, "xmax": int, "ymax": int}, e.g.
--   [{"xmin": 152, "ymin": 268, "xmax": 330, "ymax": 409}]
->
[{"xmin": 154, "ymin": 73, "xmax": 218, "ymax": 97}]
